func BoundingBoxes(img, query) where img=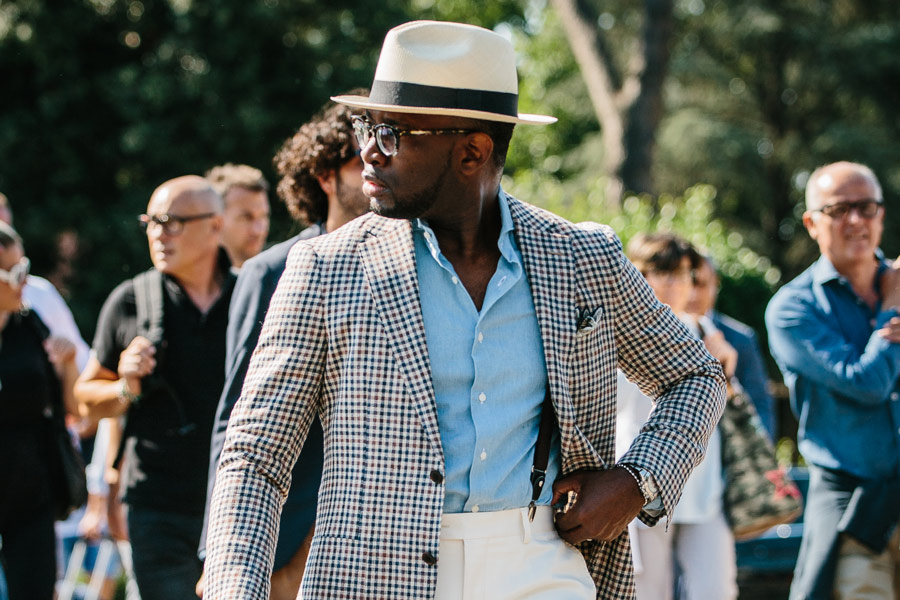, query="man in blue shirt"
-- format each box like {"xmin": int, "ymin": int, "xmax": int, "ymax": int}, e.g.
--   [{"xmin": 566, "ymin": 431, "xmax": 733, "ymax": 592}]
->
[{"xmin": 766, "ymin": 161, "xmax": 900, "ymax": 599}]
